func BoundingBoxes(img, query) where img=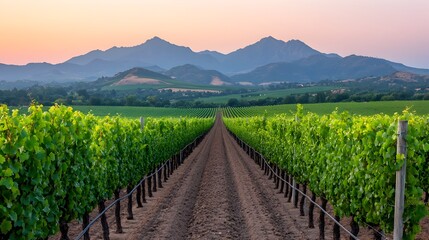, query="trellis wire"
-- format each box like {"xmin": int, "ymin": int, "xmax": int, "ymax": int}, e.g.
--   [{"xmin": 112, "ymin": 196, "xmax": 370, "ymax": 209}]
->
[
  {"xmin": 261, "ymin": 154, "xmax": 359, "ymax": 239},
  {"xmin": 251, "ymin": 144, "xmax": 390, "ymax": 240},
  {"xmin": 75, "ymin": 134, "xmax": 203, "ymax": 240}
]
